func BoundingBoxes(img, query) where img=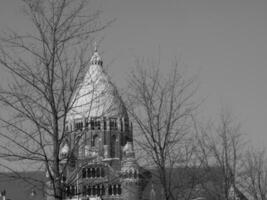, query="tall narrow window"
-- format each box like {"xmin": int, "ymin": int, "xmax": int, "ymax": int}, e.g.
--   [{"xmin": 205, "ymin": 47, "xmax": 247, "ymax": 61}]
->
[
  {"xmin": 110, "ymin": 135, "xmax": 116, "ymax": 158},
  {"xmin": 92, "ymin": 168, "xmax": 96, "ymax": 178},
  {"xmin": 125, "ymin": 118, "xmax": 129, "ymax": 131},
  {"xmin": 87, "ymin": 185, "xmax": 91, "ymax": 196},
  {"xmin": 90, "ymin": 118, "xmax": 95, "ymax": 130},
  {"xmin": 97, "ymin": 185, "xmax": 101, "ymax": 196},
  {"xmin": 85, "ymin": 120, "xmax": 89, "ymax": 129},
  {"xmin": 108, "ymin": 185, "xmax": 112, "ymax": 195},
  {"xmin": 82, "ymin": 168, "xmax": 86, "ymax": 178},
  {"xmin": 118, "ymin": 184, "xmax": 122, "ymax": 195},
  {"xmin": 87, "ymin": 168, "xmax": 91, "ymax": 178},
  {"xmin": 110, "ymin": 118, "xmax": 117, "ymax": 130},
  {"xmin": 96, "ymin": 167, "xmax": 100, "ymax": 177},
  {"xmin": 92, "ymin": 186, "xmax": 96, "ymax": 196},
  {"xmin": 101, "ymin": 167, "xmax": 105, "ymax": 177},
  {"xmin": 101, "ymin": 184, "xmax": 105, "ymax": 195},
  {"xmin": 113, "ymin": 185, "xmax": 117, "ymax": 195},
  {"xmin": 104, "ymin": 118, "xmax": 107, "ymax": 130},
  {"xmin": 83, "ymin": 185, "xmax": 86, "ymax": 196},
  {"xmin": 95, "ymin": 119, "xmax": 101, "ymax": 130}
]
